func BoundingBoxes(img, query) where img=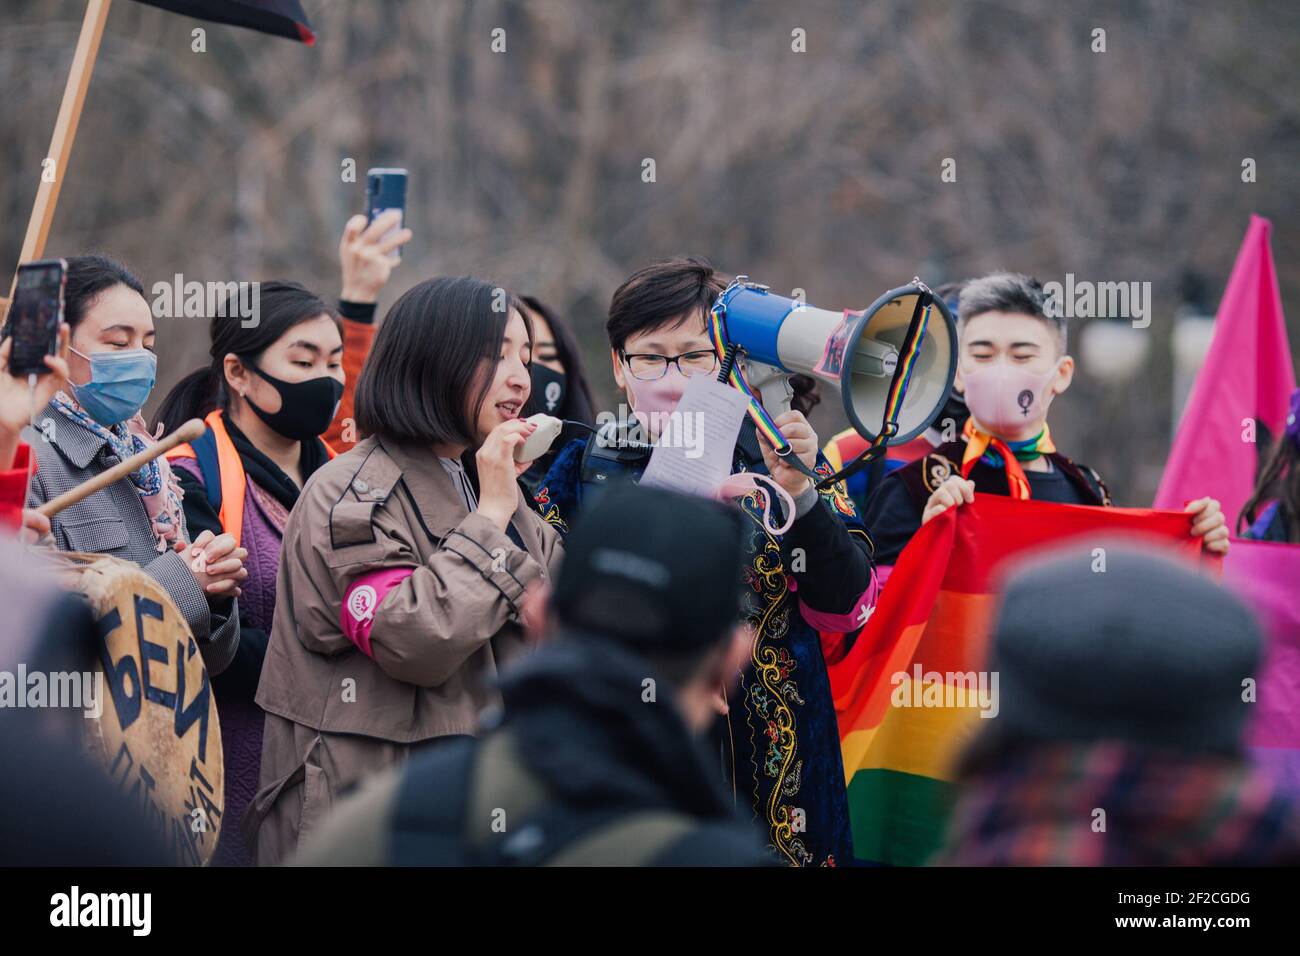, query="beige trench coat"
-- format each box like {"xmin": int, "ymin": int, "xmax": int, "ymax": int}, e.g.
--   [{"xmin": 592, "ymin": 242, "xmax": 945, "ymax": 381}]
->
[{"xmin": 246, "ymin": 436, "xmax": 562, "ymax": 864}]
